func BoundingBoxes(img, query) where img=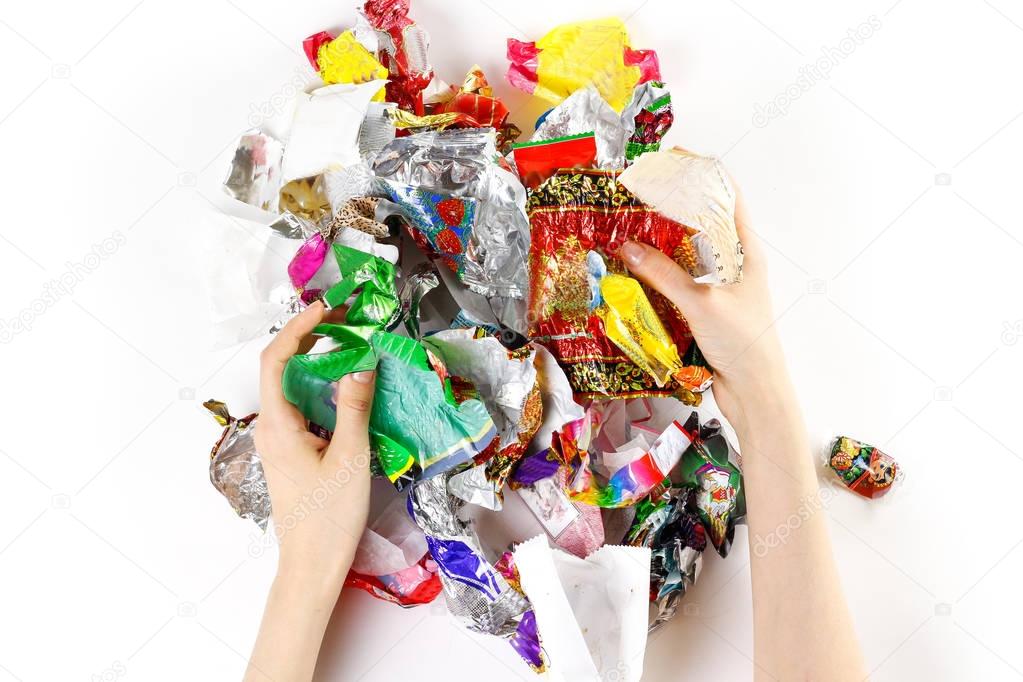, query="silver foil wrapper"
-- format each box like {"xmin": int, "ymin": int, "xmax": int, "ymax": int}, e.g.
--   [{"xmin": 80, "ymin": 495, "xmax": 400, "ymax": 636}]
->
[
  {"xmin": 391, "ymin": 262, "xmax": 440, "ymax": 338},
  {"xmin": 223, "ymin": 131, "xmax": 284, "ymax": 212},
  {"xmin": 447, "ymin": 464, "xmax": 503, "ymax": 511},
  {"xmin": 531, "ymin": 85, "xmax": 627, "ymax": 170},
  {"xmin": 372, "ymin": 128, "xmax": 529, "ymax": 331},
  {"xmin": 410, "ymin": 475, "xmax": 530, "ymax": 635},
  {"xmin": 205, "ymin": 402, "xmax": 271, "ymax": 531}
]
